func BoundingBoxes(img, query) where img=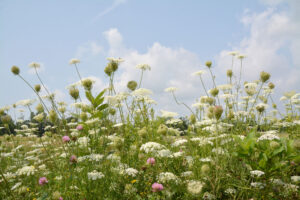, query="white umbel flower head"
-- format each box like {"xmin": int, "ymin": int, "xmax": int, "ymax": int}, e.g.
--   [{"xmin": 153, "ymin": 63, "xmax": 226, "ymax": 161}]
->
[
  {"xmin": 123, "ymin": 168, "xmax": 139, "ymax": 177},
  {"xmin": 140, "ymin": 142, "xmax": 166, "ymax": 153},
  {"xmin": 28, "ymin": 62, "xmax": 41, "ymax": 69},
  {"xmin": 107, "ymin": 57, "xmax": 124, "ymax": 63},
  {"xmin": 192, "ymin": 70, "xmax": 205, "ymax": 76},
  {"xmin": 160, "ymin": 110, "xmax": 178, "ymax": 118},
  {"xmin": 158, "ymin": 172, "xmax": 180, "ymax": 184},
  {"xmin": 69, "ymin": 58, "xmax": 80, "ymax": 65},
  {"xmin": 131, "ymin": 88, "xmax": 153, "ymax": 97},
  {"xmin": 257, "ymin": 133, "xmax": 280, "ymax": 142},
  {"xmin": 87, "ymin": 170, "xmax": 105, "ymax": 180},
  {"xmin": 17, "ymin": 166, "xmax": 36, "ymax": 176},
  {"xmin": 136, "ymin": 63, "xmax": 151, "ymax": 70},
  {"xmin": 164, "ymin": 87, "xmax": 178, "ymax": 93},
  {"xmin": 250, "ymin": 170, "xmax": 265, "ymax": 177},
  {"xmin": 187, "ymin": 180, "xmax": 204, "ymax": 195}
]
